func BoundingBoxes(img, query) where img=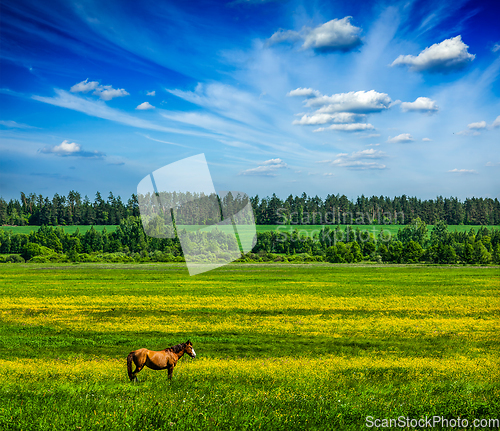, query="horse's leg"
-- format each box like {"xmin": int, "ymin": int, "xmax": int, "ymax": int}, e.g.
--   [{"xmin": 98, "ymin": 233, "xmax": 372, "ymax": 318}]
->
[
  {"xmin": 167, "ymin": 365, "xmax": 174, "ymax": 380},
  {"xmin": 132, "ymin": 355, "xmax": 146, "ymax": 382}
]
